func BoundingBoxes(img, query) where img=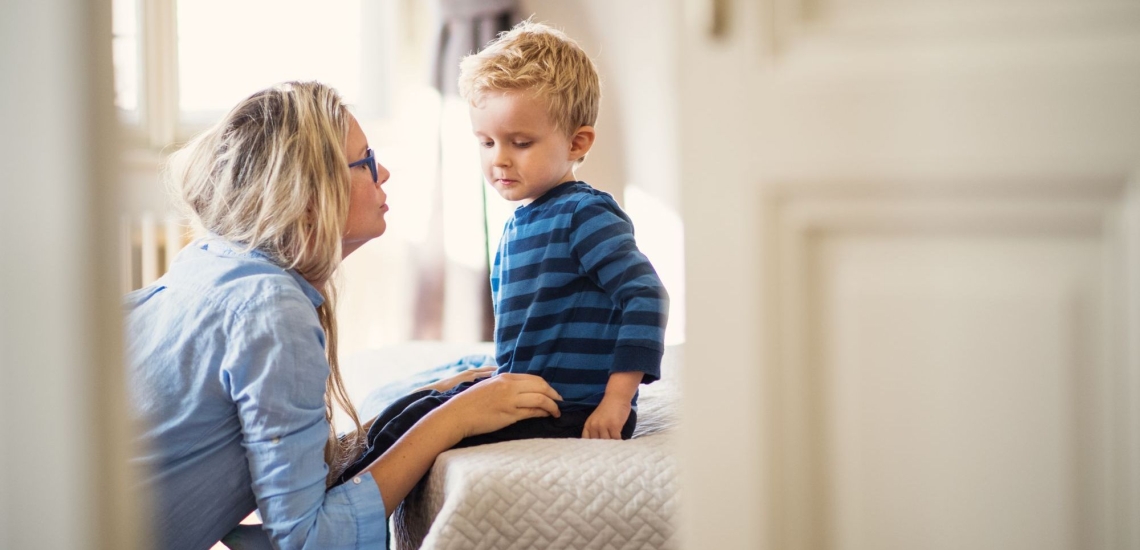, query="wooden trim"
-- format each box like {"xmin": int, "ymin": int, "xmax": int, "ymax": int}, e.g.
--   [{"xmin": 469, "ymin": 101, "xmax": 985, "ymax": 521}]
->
[{"xmin": 140, "ymin": 0, "xmax": 178, "ymax": 149}]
